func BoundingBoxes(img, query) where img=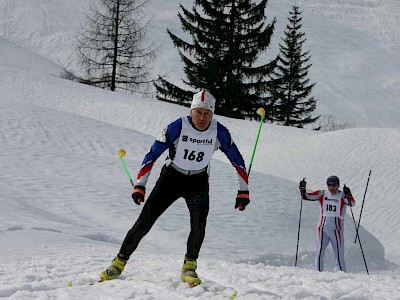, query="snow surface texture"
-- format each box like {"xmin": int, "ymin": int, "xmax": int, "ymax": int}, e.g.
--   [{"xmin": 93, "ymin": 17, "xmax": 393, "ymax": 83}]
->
[
  {"xmin": 1, "ymin": 0, "xmax": 400, "ymax": 299},
  {"xmin": 1, "ymin": 0, "xmax": 400, "ymax": 127}
]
